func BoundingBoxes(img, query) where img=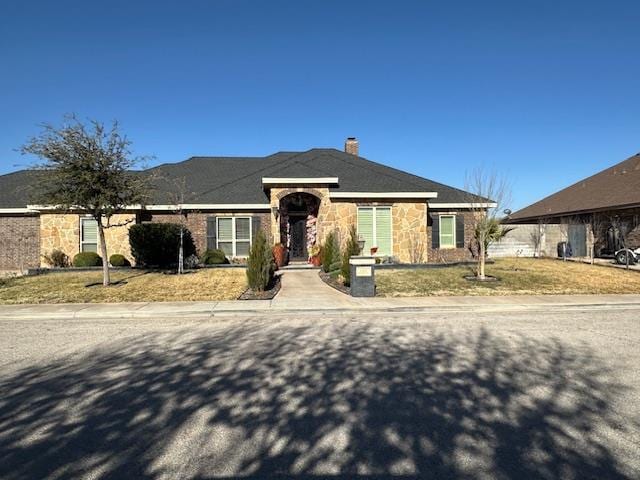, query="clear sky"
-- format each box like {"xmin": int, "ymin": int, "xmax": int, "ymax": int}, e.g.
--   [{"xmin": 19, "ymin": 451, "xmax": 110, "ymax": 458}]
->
[{"xmin": 1, "ymin": 1, "xmax": 639, "ymax": 210}]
